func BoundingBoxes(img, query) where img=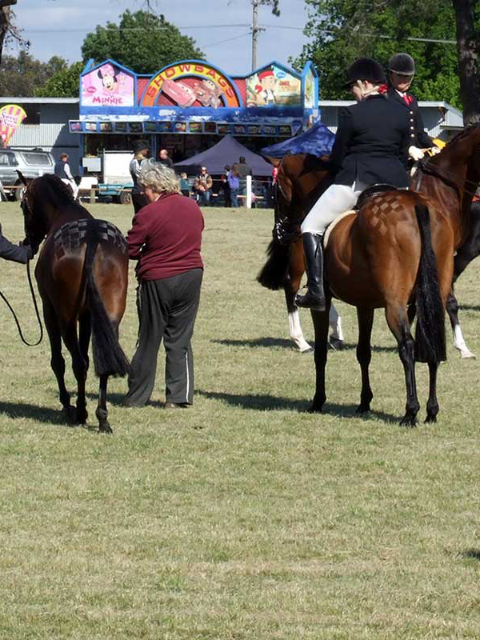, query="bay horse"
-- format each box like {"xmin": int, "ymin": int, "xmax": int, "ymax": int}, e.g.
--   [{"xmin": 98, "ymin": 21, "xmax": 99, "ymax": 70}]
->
[
  {"xmin": 258, "ymin": 153, "xmax": 344, "ymax": 351},
  {"xmin": 19, "ymin": 173, "xmax": 130, "ymax": 433},
  {"xmin": 308, "ymin": 125, "xmax": 480, "ymax": 425}
]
